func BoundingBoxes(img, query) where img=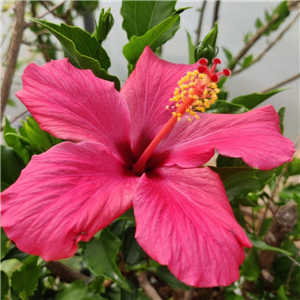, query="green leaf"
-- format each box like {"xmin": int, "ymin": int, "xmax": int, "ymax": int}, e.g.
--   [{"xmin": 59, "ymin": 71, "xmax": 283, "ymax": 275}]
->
[
  {"xmin": 1, "ymin": 145, "xmax": 25, "ymax": 191},
  {"xmin": 156, "ymin": 266, "xmax": 190, "ymax": 290},
  {"xmin": 122, "ymin": 226, "xmax": 144, "ymax": 265},
  {"xmin": 267, "ymin": 1, "xmax": 290, "ymax": 34},
  {"xmin": 278, "ymin": 107, "xmax": 285, "ymax": 134},
  {"xmin": 286, "ymin": 157, "xmax": 300, "ymax": 177},
  {"xmin": 240, "ymin": 54, "xmax": 253, "ymax": 69},
  {"xmin": 7, "ymin": 98, "xmax": 16, "ymax": 107},
  {"xmin": 31, "ymin": 18, "xmax": 120, "ymax": 90},
  {"xmin": 277, "ymin": 285, "xmax": 289, "ymax": 300},
  {"xmin": 1, "ymin": 228, "xmax": 10, "ymax": 259},
  {"xmin": 255, "ymin": 18, "xmax": 263, "ymax": 30},
  {"xmin": 56, "ymin": 280, "xmax": 88, "ymax": 300},
  {"xmin": 83, "ymin": 228, "xmax": 131, "ymax": 291},
  {"xmin": 18, "ymin": 116, "xmax": 61, "ymax": 153},
  {"xmin": 231, "ymin": 89, "xmax": 283, "ymax": 109},
  {"xmin": 11, "ymin": 256, "xmax": 41, "ymax": 300},
  {"xmin": 194, "ymin": 23, "xmax": 218, "ymax": 64},
  {"xmin": 121, "ymin": 0, "xmax": 177, "ymax": 39},
  {"xmin": 205, "ymin": 100, "xmax": 248, "ymax": 114},
  {"xmin": 123, "ymin": 8, "xmax": 186, "ymax": 67},
  {"xmin": 247, "ymin": 235, "xmax": 292, "ymax": 255},
  {"xmin": 279, "ymin": 184, "xmax": 300, "ymax": 200},
  {"xmin": 1, "ymin": 271, "xmax": 9, "ymax": 299},
  {"xmin": 186, "ymin": 30, "xmax": 196, "ymax": 64},
  {"xmin": 240, "ymin": 250, "xmax": 261, "ymax": 281},
  {"xmin": 3, "ymin": 117, "xmax": 31, "ymax": 164},
  {"xmin": 73, "ymin": 1, "xmax": 99, "ymax": 15},
  {"xmin": 222, "ymin": 47, "xmax": 232, "ymax": 64},
  {"xmin": 223, "ymin": 169, "xmax": 275, "ymax": 200}
]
